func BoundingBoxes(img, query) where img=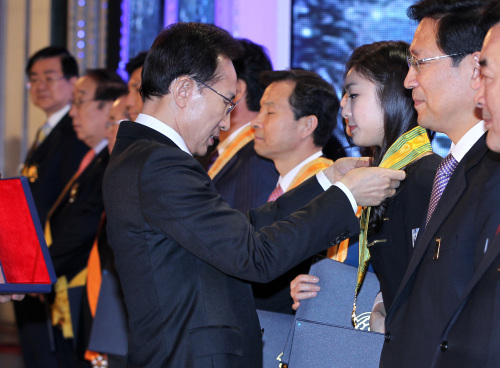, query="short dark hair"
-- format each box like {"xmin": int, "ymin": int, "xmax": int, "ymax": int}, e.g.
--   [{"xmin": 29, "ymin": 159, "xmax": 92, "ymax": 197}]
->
[
  {"xmin": 26, "ymin": 46, "xmax": 79, "ymax": 79},
  {"xmin": 481, "ymin": 0, "xmax": 500, "ymax": 31},
  {"xmin": 407, "ymin": 0, "xmax": 488, "ymax": 65},
  {"xmin": 125, "ymin": 51, "xmax": 148, "ymax": 77},
  {"xmin": 233, "ymin": 39, "xmax": 273, "ymax": 112},
  {"xmin": 140, "ymin": 22, "xmax": 243, "ymax": 102},
  {"xmin": 260, "ymin": 69, "xmax": 339, "ymax": 148},
  {"xmin": 85, "ymin": 69, "xmax": 128, "ymax": 103}
]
